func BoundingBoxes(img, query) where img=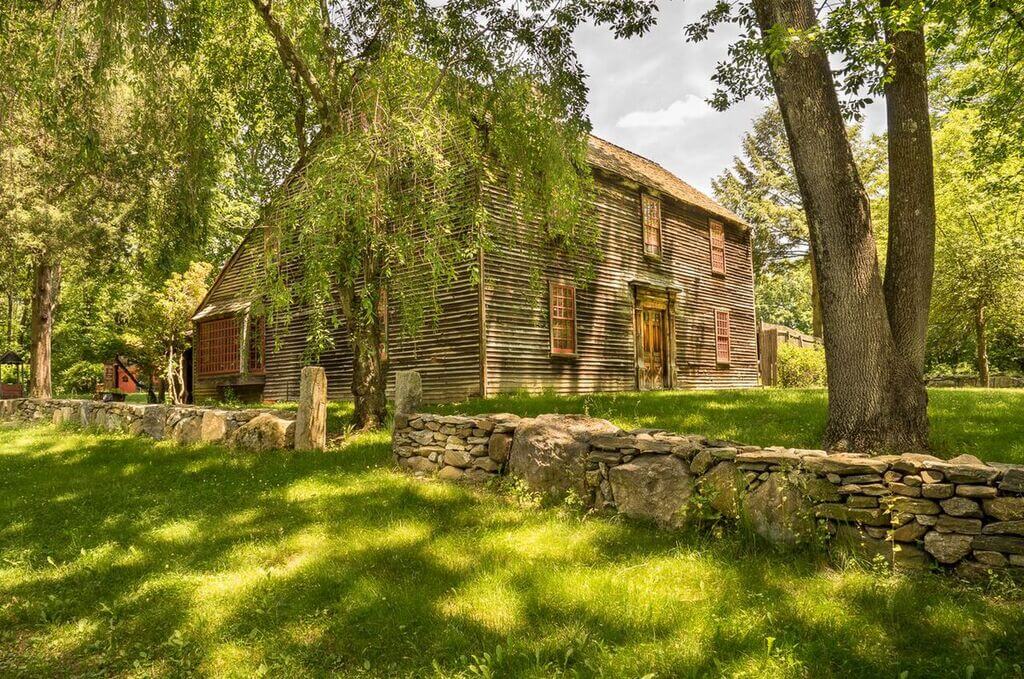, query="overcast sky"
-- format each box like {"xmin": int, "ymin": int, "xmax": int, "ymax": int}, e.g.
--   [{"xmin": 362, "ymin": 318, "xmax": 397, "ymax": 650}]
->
[{"xmin": 573, "ymin": 0, "xmax": 887, "ymax": 195}]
